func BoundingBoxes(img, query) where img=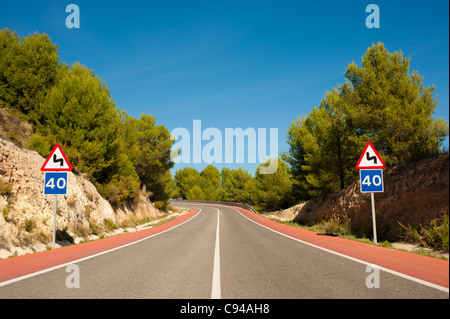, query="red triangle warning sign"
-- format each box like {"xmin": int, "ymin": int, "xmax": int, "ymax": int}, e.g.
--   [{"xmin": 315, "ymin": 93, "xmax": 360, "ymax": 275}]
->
[
  {"xmin": 41, "ymin": 144, "xmax": 73, "ymax": 171},
  {"xmin": 355, "ymin": 141, "xmax": 386, "ymax": 169}
]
